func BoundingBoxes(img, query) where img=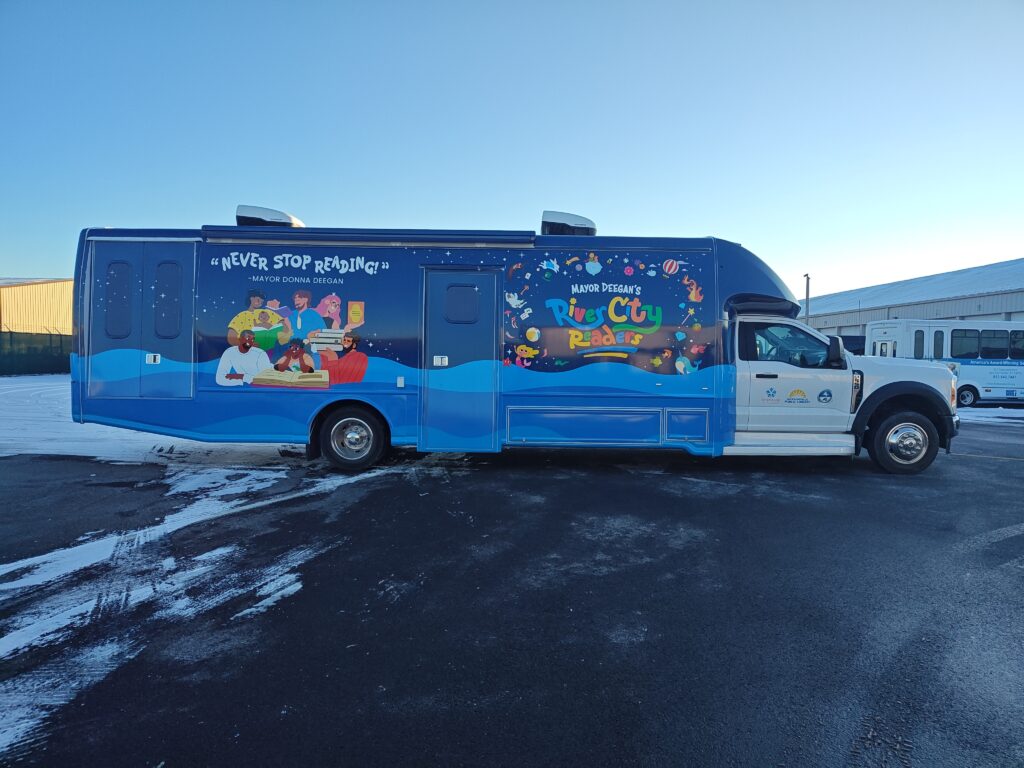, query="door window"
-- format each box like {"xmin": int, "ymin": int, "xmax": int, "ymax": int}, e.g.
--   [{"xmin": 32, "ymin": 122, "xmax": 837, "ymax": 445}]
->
[
  {"xmin": 879, "ymin": 342, "xmax": 888, "ymax": 357},
  {"xmin": 444, "ymin": 284, "xmax": 479, "ymax": 324},
  {"xmin": 153, "ymin": 262, "xmax": 182, "ymax": 339},
  {"xmin": 913, "ymin": 330, "xmax": 924, "ymax": 359},
  {"xmin": 933, "ymin": 330, "xmax": 944, "ymax": 359},
  {"xmin": 740, "ymin": 322, "xmax": 829, "ymax": 368},
  {"xmin": 104, "ymin": 261, "xmax": 133, "ymax": 339}
]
